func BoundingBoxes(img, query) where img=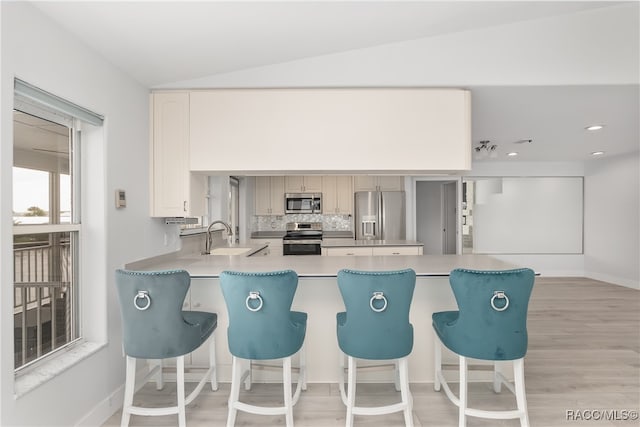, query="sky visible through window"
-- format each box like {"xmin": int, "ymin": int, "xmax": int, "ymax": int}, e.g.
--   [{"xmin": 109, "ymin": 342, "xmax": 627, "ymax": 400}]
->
[{"xmin": 13, "ymin": 167, "xmax": 70, "ymax": 214}]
